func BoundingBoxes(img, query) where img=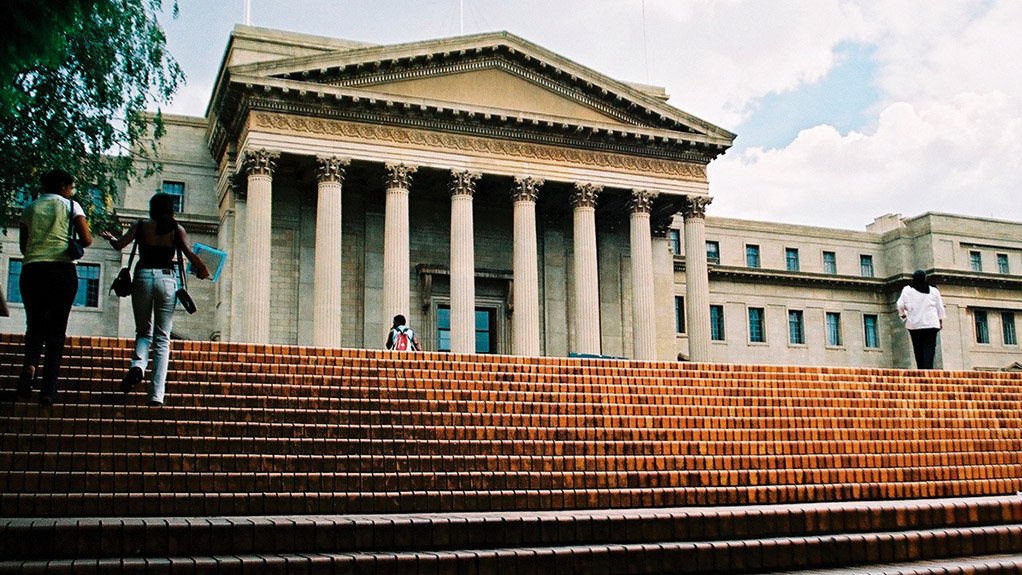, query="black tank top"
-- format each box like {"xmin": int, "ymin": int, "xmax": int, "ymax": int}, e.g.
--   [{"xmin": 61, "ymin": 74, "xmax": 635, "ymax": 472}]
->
[{"xmin": 136, "ymin": 224, "xmax": 178, "ymax": 270}]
